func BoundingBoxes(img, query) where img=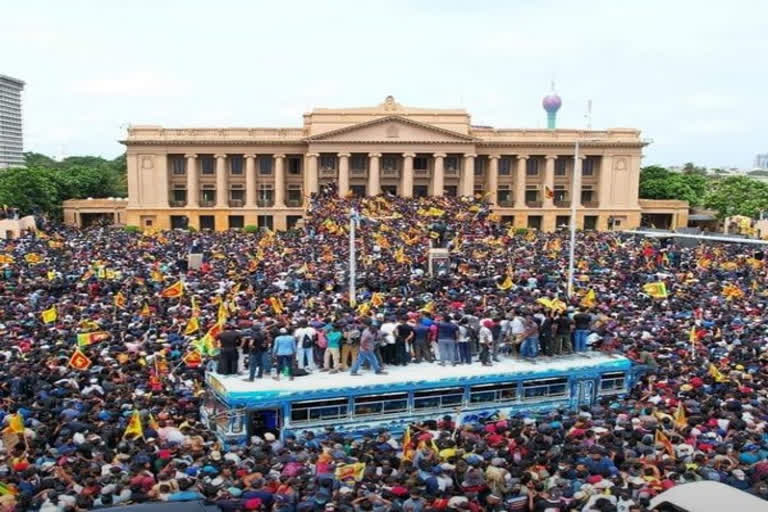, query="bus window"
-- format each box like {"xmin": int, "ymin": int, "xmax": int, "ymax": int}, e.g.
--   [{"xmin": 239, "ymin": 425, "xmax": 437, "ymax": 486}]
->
[
  {"xmin": 354, "ymin": 393, "xmax": 408, "ymax": 417},
  {"xmin": 522, "ymin": 377, "xmax": 569, "ymax": 401},
  {"xmin": 413, "ymin": 388, "xmax": 464, "ymax": 410},
  {"xmin": 599, "ymin": 372, "xmax": 626, "ymax": 394},
  {"xmin": 469, "ymin": 382, "xmax": 518, "ymax": 404},
  {"xmin": 291, "ymin": 398, "xmax": 348, "ymax": 424}
]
